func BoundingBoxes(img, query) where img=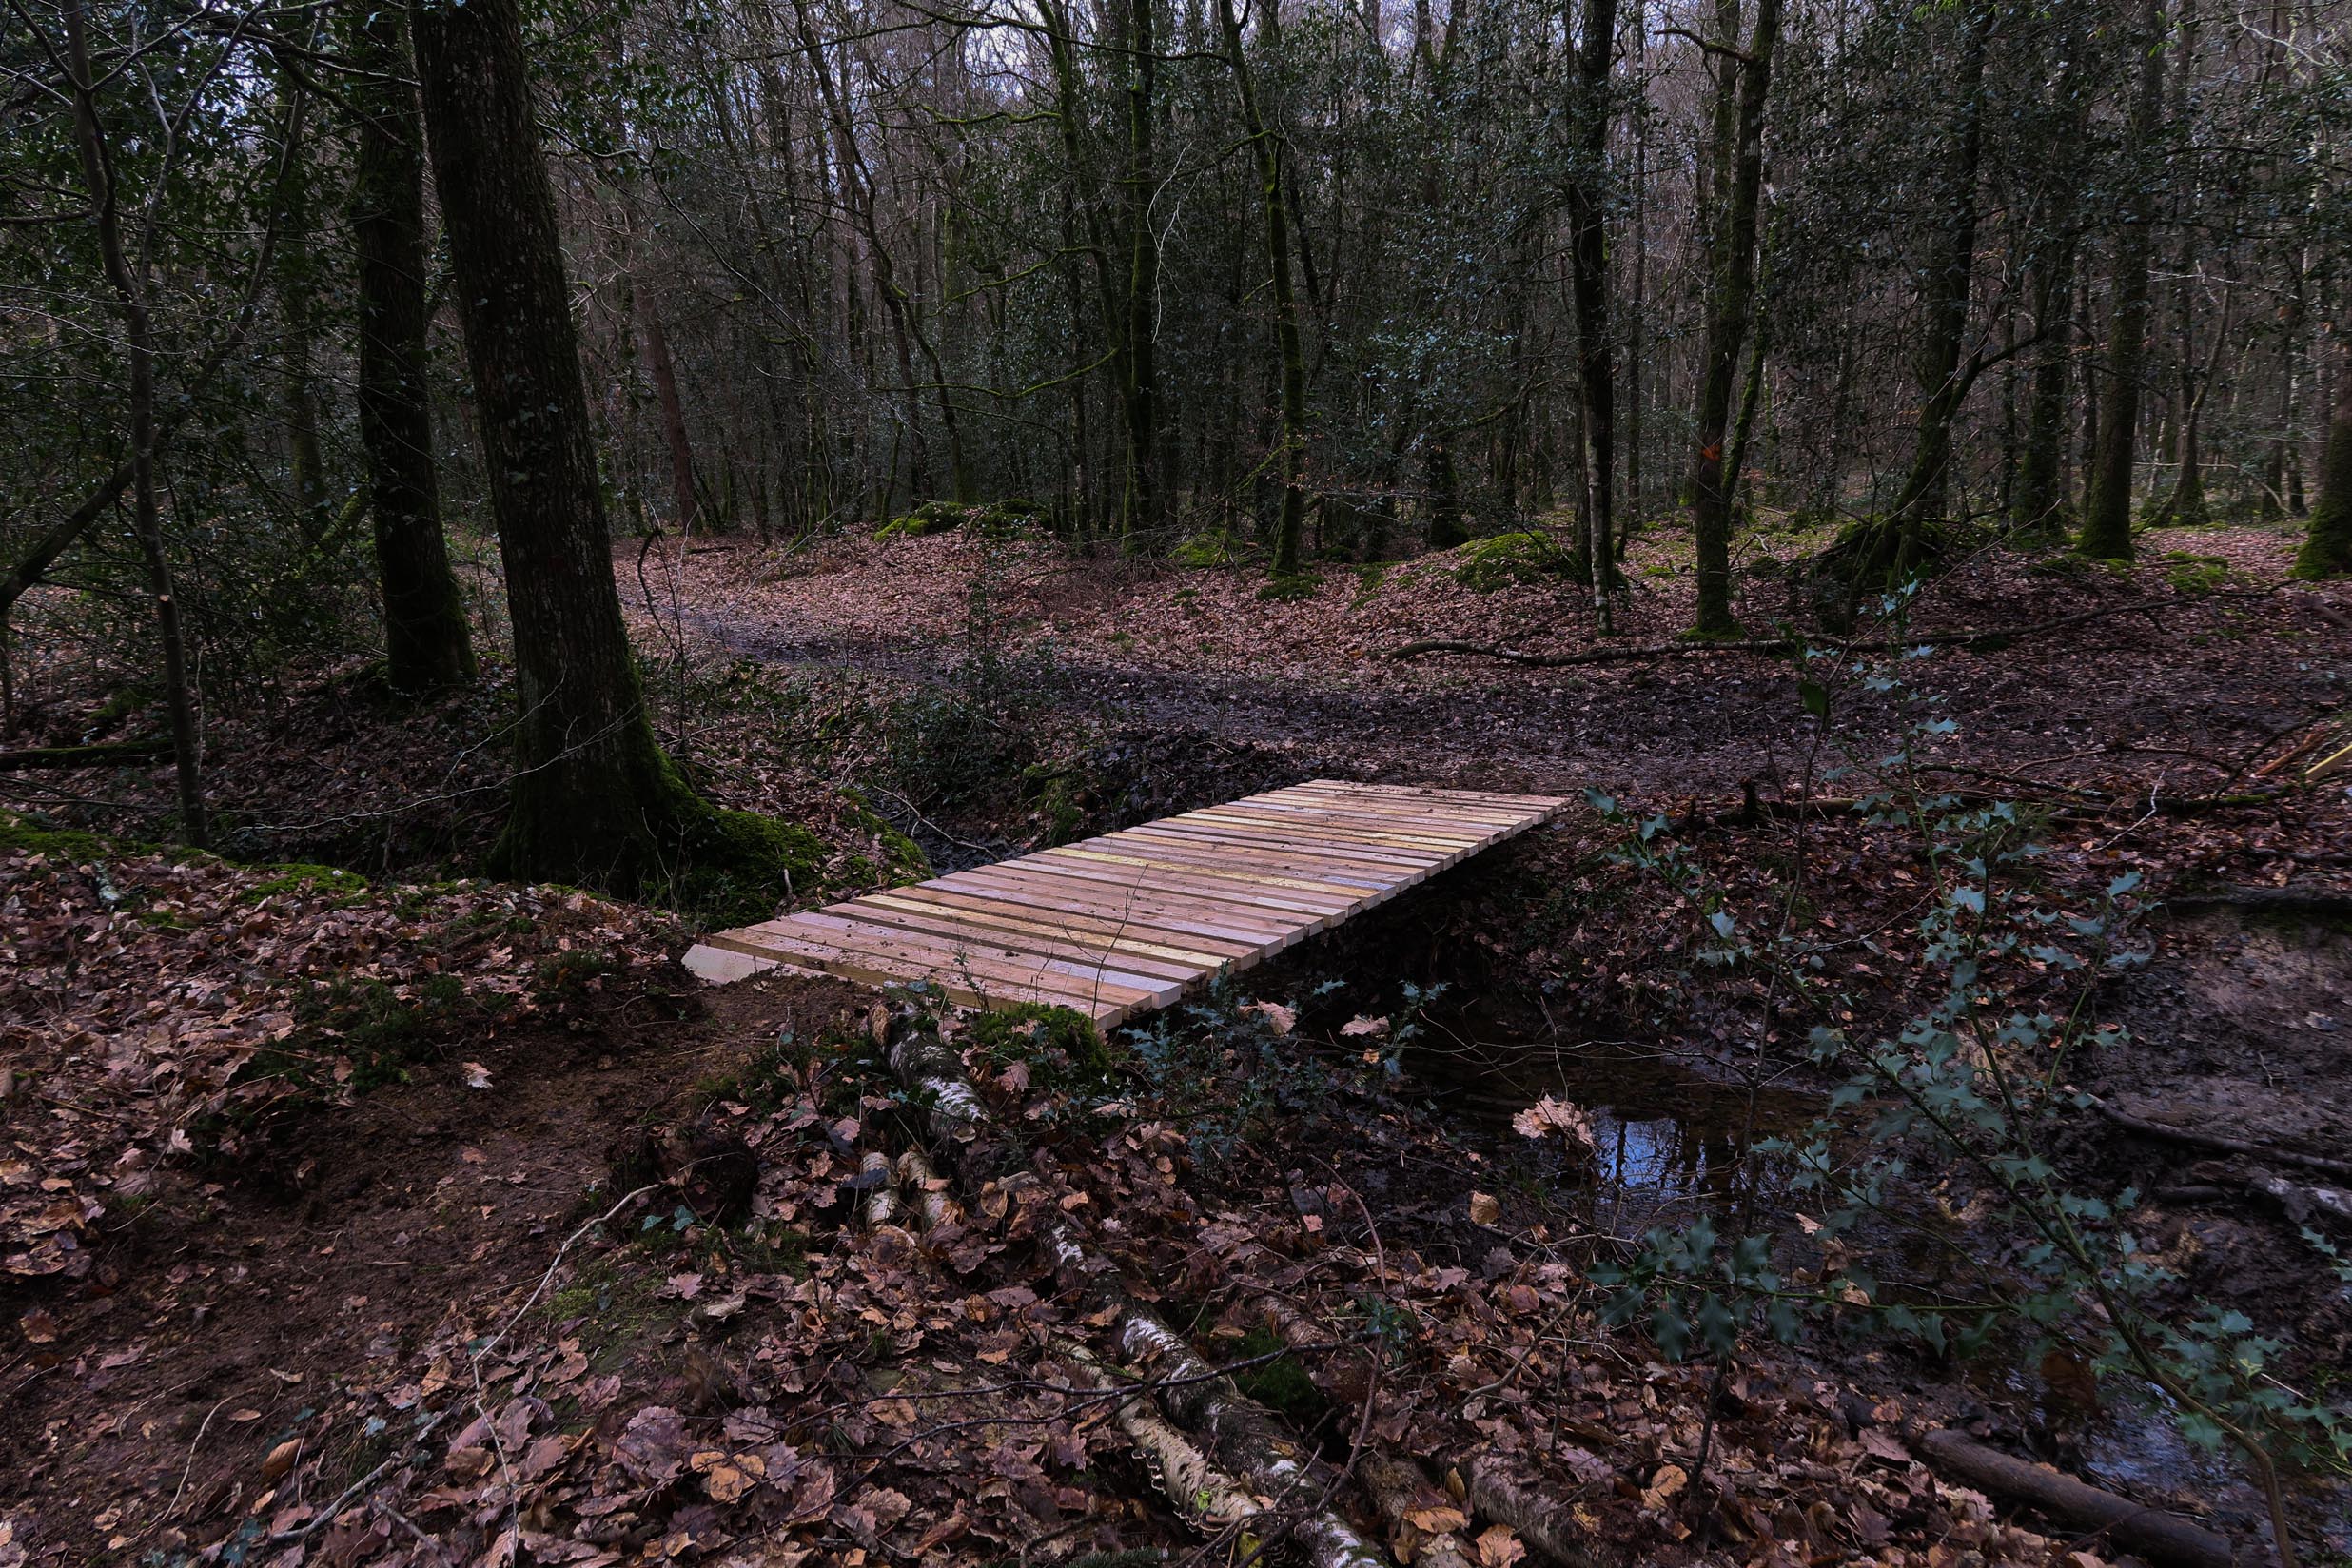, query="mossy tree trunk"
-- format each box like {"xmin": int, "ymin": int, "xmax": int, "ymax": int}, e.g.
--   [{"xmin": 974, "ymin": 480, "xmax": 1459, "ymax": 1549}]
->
[
  {"xmin": 2079, "ymin": 0, "xmax": 2167, "ymax": 562},
  {"xmin": 349, "ymin": 7, "xmax": 476, "ymax": 696},
  {"xmin": 1687, "ymin": 0, "xmax": 1780, "ymax": 636},
  {"xmin": 2297, "ymin": 332, "xmax": 2352, "ymax": 578},
  {"xmin": 1567, "ymin": 0, "xmax": 1620, "ymax": 629},
  {"xmin": 1219, "ymin": 0, "xmax": 1308, "ymax": 579},
  {"xmin": 410, "ymin": 0, "xmax": 812, "ymax": 909}
]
